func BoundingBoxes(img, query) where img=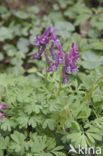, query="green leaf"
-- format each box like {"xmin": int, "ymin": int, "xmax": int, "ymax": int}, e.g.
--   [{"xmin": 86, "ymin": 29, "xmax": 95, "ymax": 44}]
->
[
  {"xmin": 11, "ymin": 131, "xmax": 26, "ymax": 144},
  {"xmin": 90, "ymin": 39, "xmax": 103, "ymax": 50},
  {"xmin": 10, "ymin": 131, "xmax": 26, "ymax": 153},
  {"xmin": 1, "ymin": 119, "xmax": 16, "ymax": 131},
  {"xmin": 17, "ymin": 114, "xmax": 29, "ymax": 128},
  {"xmin": 3, "ymin": 44, "xmax": 17, "ymax": 56},
  {"xmin": 75, "ymin": 14, "xmax": 91, "ymax": 25},
  {"xmin": 29, "ymin": 118, "xmax": 37, "ymax": 128},
  {"xmin": 71, "ymin": 121, "xmax": 80, "ymax": 131},
  {"xmin": 0, "ymin": 6, "xmax": 7, "ymax": 14},
  {"xmin": 82, "ymin": 52, "xmax": 103, "ymax": 69},
  {"xmin": 17, "ymin": 38, "xmax": 29, "ymax": 53},
  {"xmin": 27, "ymin": 6, "xmax": 40, "ymax": 14},
  {"xmin": 14, "ymin": 11, "xmax": 29, "ymax": 19},
  {"xmin": 89, "ymin": 133, "xmax": 102, "ymax": 141},
  {"xmin": 43, "ymin": 119, "xmax": 56, "ymax": 130},
  {"xmin": 0, "ymin": 136, "xmax": 9, "ymax": 150},
  {"xmin": 55, "ymin": 21, "xmax": 75, "ymax": 39},
  {"xmin": 0, "ymin": 27, "xmax": 13, "ymax": 41}
]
